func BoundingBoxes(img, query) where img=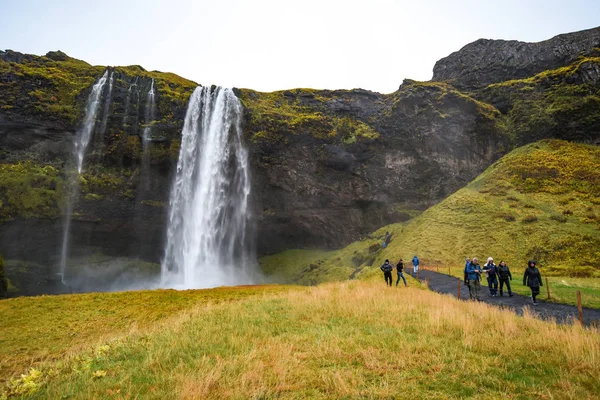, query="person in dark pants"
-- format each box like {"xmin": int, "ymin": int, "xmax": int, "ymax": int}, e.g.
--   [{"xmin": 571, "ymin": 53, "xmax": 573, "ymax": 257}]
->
[
  {"xmin": 482, "ymin": 257, "xmax": 499, "ymax": 296},
  {"xmin": 466, "ymin": 257, "xmax": 482, "ymax": 301},
  {"xmin": 497, "ymin": 261, "xmax": 513, "ymax": 297},
  {"xmin": 380, "ymin": 259, "xmax": 393, "ymax": 287},
  {"xmin": 396, "ymin": 259, "xmax": 407, "ymax": 287},
  {"xmin": 523, "ymin": 260, "xmax": 543, "ymax": 305},
  {"xmin": 464, "ymin": 257, "xmax": 471, "ymax": 286}
]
